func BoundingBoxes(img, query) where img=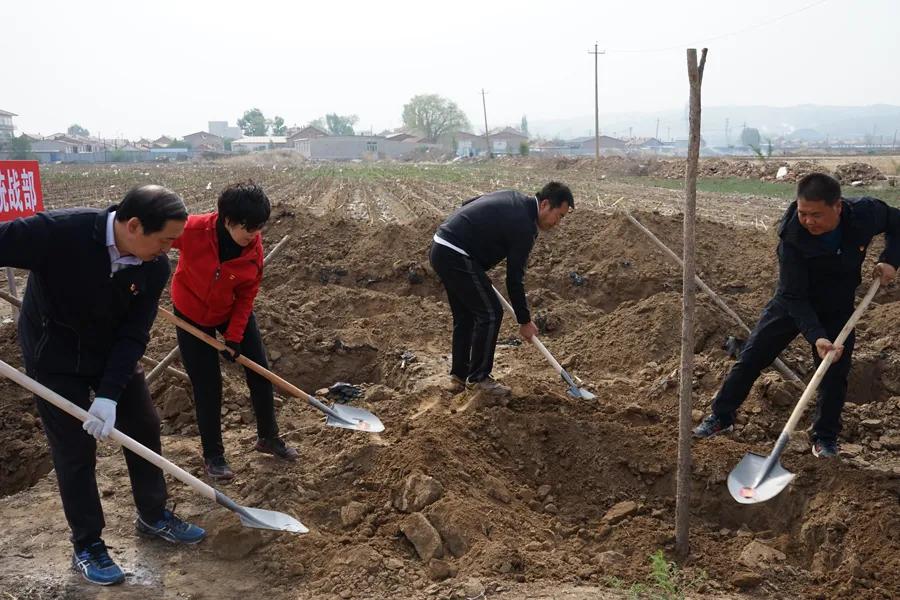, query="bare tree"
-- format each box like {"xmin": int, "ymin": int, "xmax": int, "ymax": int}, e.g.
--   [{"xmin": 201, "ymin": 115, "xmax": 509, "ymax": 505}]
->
[{"xmin": 676, "ymin": 47, "xmax": 707, "ymax": 560}]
